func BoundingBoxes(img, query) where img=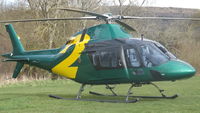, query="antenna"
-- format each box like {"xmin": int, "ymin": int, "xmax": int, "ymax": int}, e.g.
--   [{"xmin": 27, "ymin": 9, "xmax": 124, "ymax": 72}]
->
[{"xmin": 141, "ymin": 34, "xmax": 144, "ymax": 41}]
